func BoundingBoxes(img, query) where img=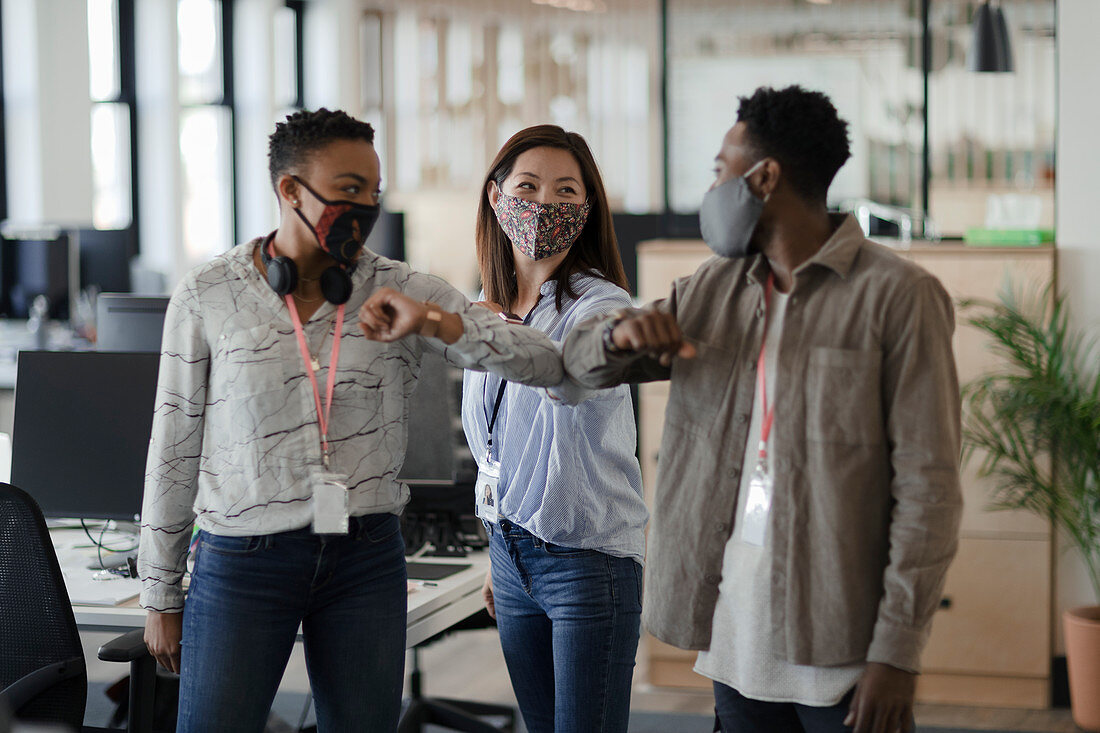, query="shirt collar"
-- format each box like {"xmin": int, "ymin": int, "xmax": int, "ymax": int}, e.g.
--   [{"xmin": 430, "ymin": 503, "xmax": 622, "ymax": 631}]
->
[
  {"xmin": 745, "ymin": 213, "xmax": 865, "ymax": 286},
  {"xmin": 538, "ymin": 270, "xmax": 596, "ymax": 297}
]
